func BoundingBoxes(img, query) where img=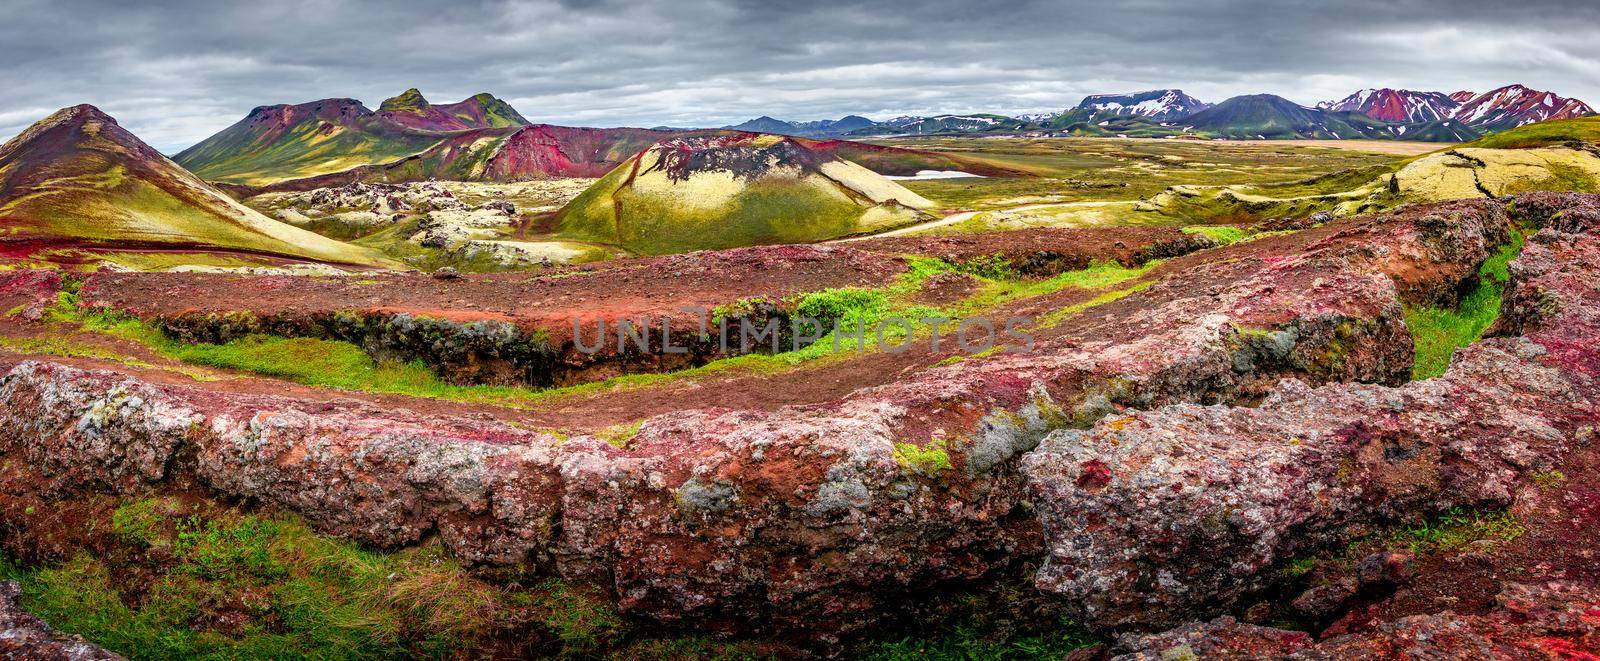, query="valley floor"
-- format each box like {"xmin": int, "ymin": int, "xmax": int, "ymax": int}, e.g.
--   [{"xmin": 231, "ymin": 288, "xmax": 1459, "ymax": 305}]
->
[{"xmin": 1213, "ymin": 138, "xmax": 1450, "ymax": 155}]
